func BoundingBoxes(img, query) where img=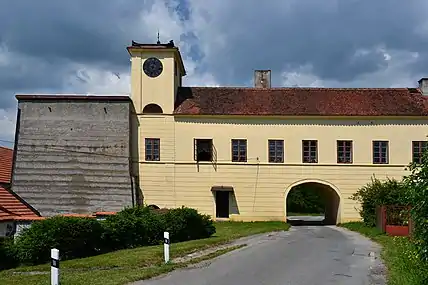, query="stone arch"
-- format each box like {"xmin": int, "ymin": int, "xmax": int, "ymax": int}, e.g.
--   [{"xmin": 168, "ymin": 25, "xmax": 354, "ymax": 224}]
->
[
  {"xmin": 284, "ymin": 179, "xmax": 342, "ymax": 225},
  {"xmin": 143, "ymin": 103, "xmax": 163, "ymax": 114}
]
